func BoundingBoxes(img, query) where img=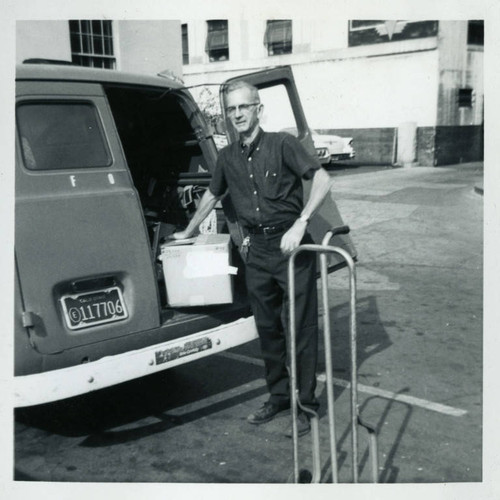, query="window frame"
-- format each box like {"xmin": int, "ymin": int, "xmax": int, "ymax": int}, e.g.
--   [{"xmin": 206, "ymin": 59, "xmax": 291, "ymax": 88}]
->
[
  {"xmin": 69, "ymin": 20, "xmax": 116, "ymax": 69},
  {"xmin": 458, "ymin": 88, "xmax": 474, "ymax": 108},
  {"xmin": 467, "ymin": 20, "xmax": 484, "ymax": 46},
  {"xmin": 16, "ymin": 99, "xmax": 113, "ymax": 171},
  {"xmin": 205, "ymin": 20, "xmax": 229, "ymax": 62},
  {"xmin": 348, "ymin": 20, "xmax": 387, "ymax": 31},
  {"xmin": 264, "ymin": 20, "xmax": 293, "ymax": 56},
  {"xmin": 182, "ymin": 23, "xmax": 190, "ymax": 65}
]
